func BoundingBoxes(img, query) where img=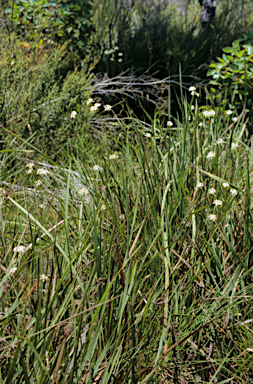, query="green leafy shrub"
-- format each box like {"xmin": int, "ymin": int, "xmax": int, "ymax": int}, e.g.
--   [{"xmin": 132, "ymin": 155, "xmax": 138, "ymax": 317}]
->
[
  {"xmin": 5, "ymin": 0, "xmax": 94, "ymax": 56},
  {"xmin": 207, "ymin": 36, "xmax": 253, "ymax": 131},
  {"xmin": 207, "ymin": 39, "xmax": 253, "ymax": 103},
  {"xmin": 0, "ymin": 33, "xmax": 96, "ymax": 155}
]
